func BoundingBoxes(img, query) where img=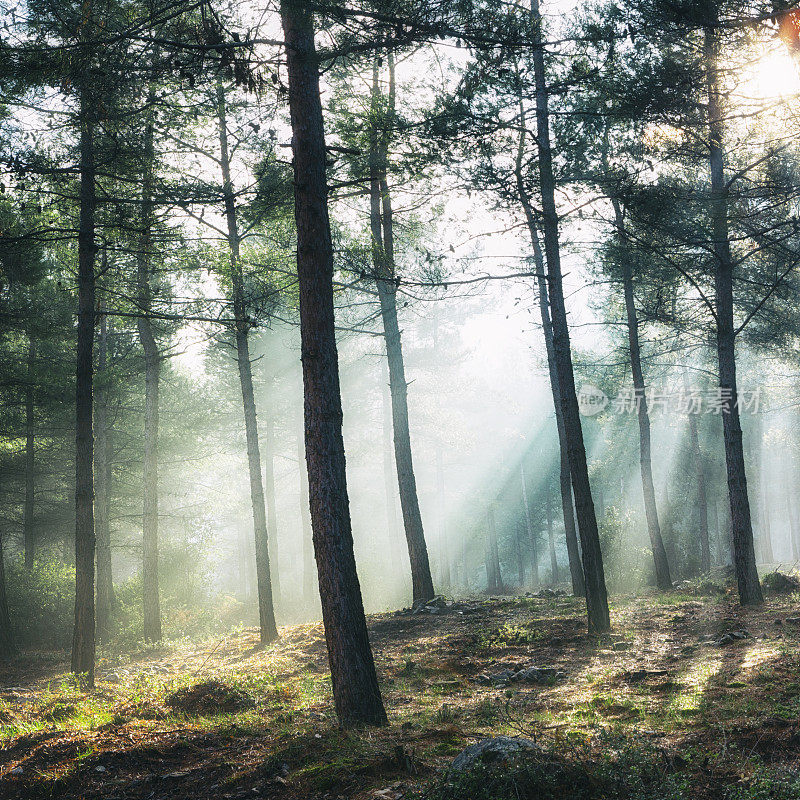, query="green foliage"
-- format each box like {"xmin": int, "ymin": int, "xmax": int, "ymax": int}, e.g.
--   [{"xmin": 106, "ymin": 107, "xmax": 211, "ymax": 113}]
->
[
  {"xmin": 598, "ymin": 505, "xmax": 650, "ymax": 591},
  {"xmin": 424, "ymin": 733, "xmax": 688, "ymax": 800},
  {"xmin": 481, "ymin": 622, "xmax": 542, "ymax": 650},
  {"xmin": 111, "ymin": 572, "xmax": 250, "ymax": 650},
  {"xmin": 6, "ymin": 558, "xmax": 74, "ymax": 648},
  {"xmin": 729, "ymin": 773, "xmax": 800, "ymax": 800}
]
